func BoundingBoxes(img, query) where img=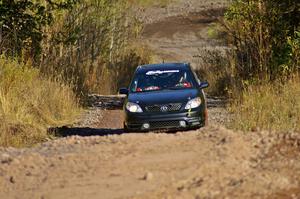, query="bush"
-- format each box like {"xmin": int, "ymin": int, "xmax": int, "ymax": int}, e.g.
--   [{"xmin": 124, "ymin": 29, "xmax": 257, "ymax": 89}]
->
[
  {"xmin": 224, "ymin": 0, "xmax": 300, "ymax": 81},
  {"xmin": 0, "ymin": 56, "xmax": 81, "ymax": 147},
  {"xmin": 194, "ymin": 49, "xmax": 232, "ymax": 96},
  {"xmin": 229, "ymin": 78, "xmax": 300, "ymax": 132}
]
